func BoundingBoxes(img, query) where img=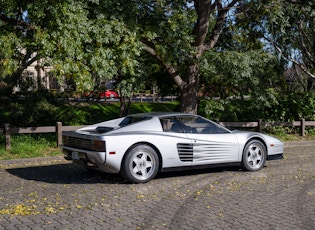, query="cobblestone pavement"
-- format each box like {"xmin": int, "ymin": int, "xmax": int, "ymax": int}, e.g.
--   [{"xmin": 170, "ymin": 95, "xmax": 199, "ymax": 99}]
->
[{"xmin": 0, "ymin": 142, "xmax": 315, "ymax": 230}]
